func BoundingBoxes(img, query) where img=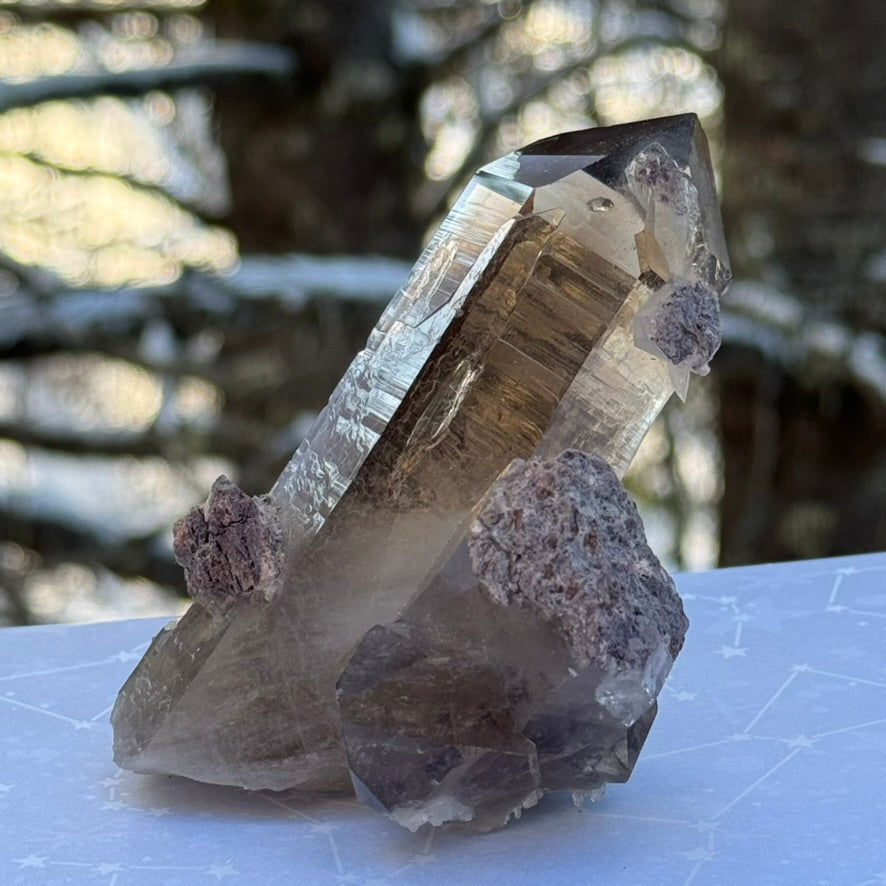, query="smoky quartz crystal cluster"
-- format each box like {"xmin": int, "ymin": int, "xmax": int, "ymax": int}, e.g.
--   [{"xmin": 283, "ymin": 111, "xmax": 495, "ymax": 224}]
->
[{"xmin": 112, "ymin": 114, "xmax": 730, "ymax": 831}]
